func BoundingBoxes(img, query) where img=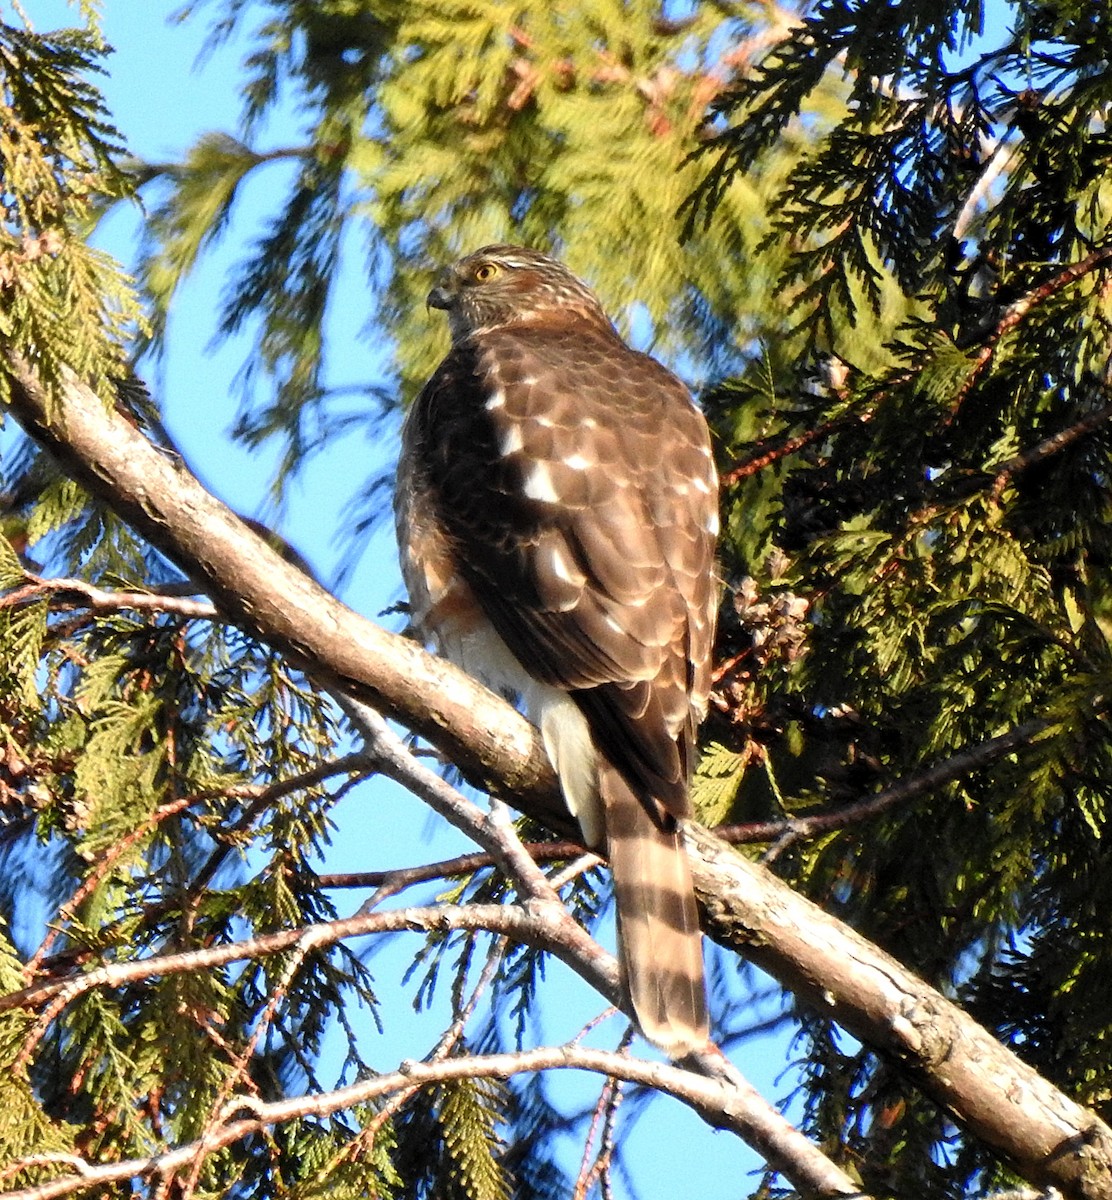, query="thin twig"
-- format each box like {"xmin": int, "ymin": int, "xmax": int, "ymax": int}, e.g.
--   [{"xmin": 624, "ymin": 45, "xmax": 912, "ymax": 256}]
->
[
  {"xmin": 714, "ymin": 716, "xmax": 1053, "ymax": 857},
  {"xmin": 949, "ymin": 244, "xmax": 1112, "ymax": 418},
  {"xmin": 0, "ymin": 572, "xmax": 217, "ymax": 620},
  {"xmin": 180, "ymin": 755, "xmax": 376, "ymax": 913},
  {"xmin": 951, "ymin": 136, "xmax": 1016, "ymax": 241},
  {"xmin": 22, "ymin": 796, "xmax": 194, "ymax": 987},
  {"xmin": 575, "ymin": 1027, "xmax": 635, "ymax": 1200},
  {"xmin": 177, "ymin": 932, "xmax": 318, "ymax": 1199},
  {"xmin": 547, "ymin": 851, "xmax": 604, "ymax": 892},
  {"xmin": 721, "ymin": 413, "xmax": 858, "ymax": 485},
  {"xmin": 317, "ymin": 841, "xmax": 589, "ymax": 894},
  {"xmin": 990, "ymin": 400, "xmax": 1112, "ymax": 500},
  {"xmin": 336, "ymin": 697, "xmax": 523, "ymax": 873}
]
